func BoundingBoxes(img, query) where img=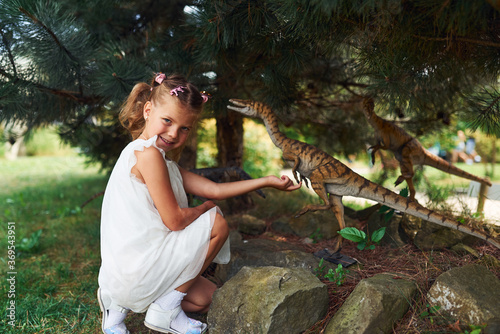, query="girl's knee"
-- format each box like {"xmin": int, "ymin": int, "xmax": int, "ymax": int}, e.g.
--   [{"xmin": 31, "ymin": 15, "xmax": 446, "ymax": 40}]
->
[
  {"xmin": 183, "ymin": 278, "xmax": 217, "ymax": 313},
  {"xmin": 213, "ymin": 213, "xmax": 229, "ymax": 240}
]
